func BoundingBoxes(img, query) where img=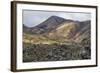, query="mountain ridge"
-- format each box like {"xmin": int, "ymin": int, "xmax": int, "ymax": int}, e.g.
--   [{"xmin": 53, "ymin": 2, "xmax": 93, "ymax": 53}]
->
[{"xmin": 23, "ymin": 16, "xmax": 91, "ymax": 43}]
